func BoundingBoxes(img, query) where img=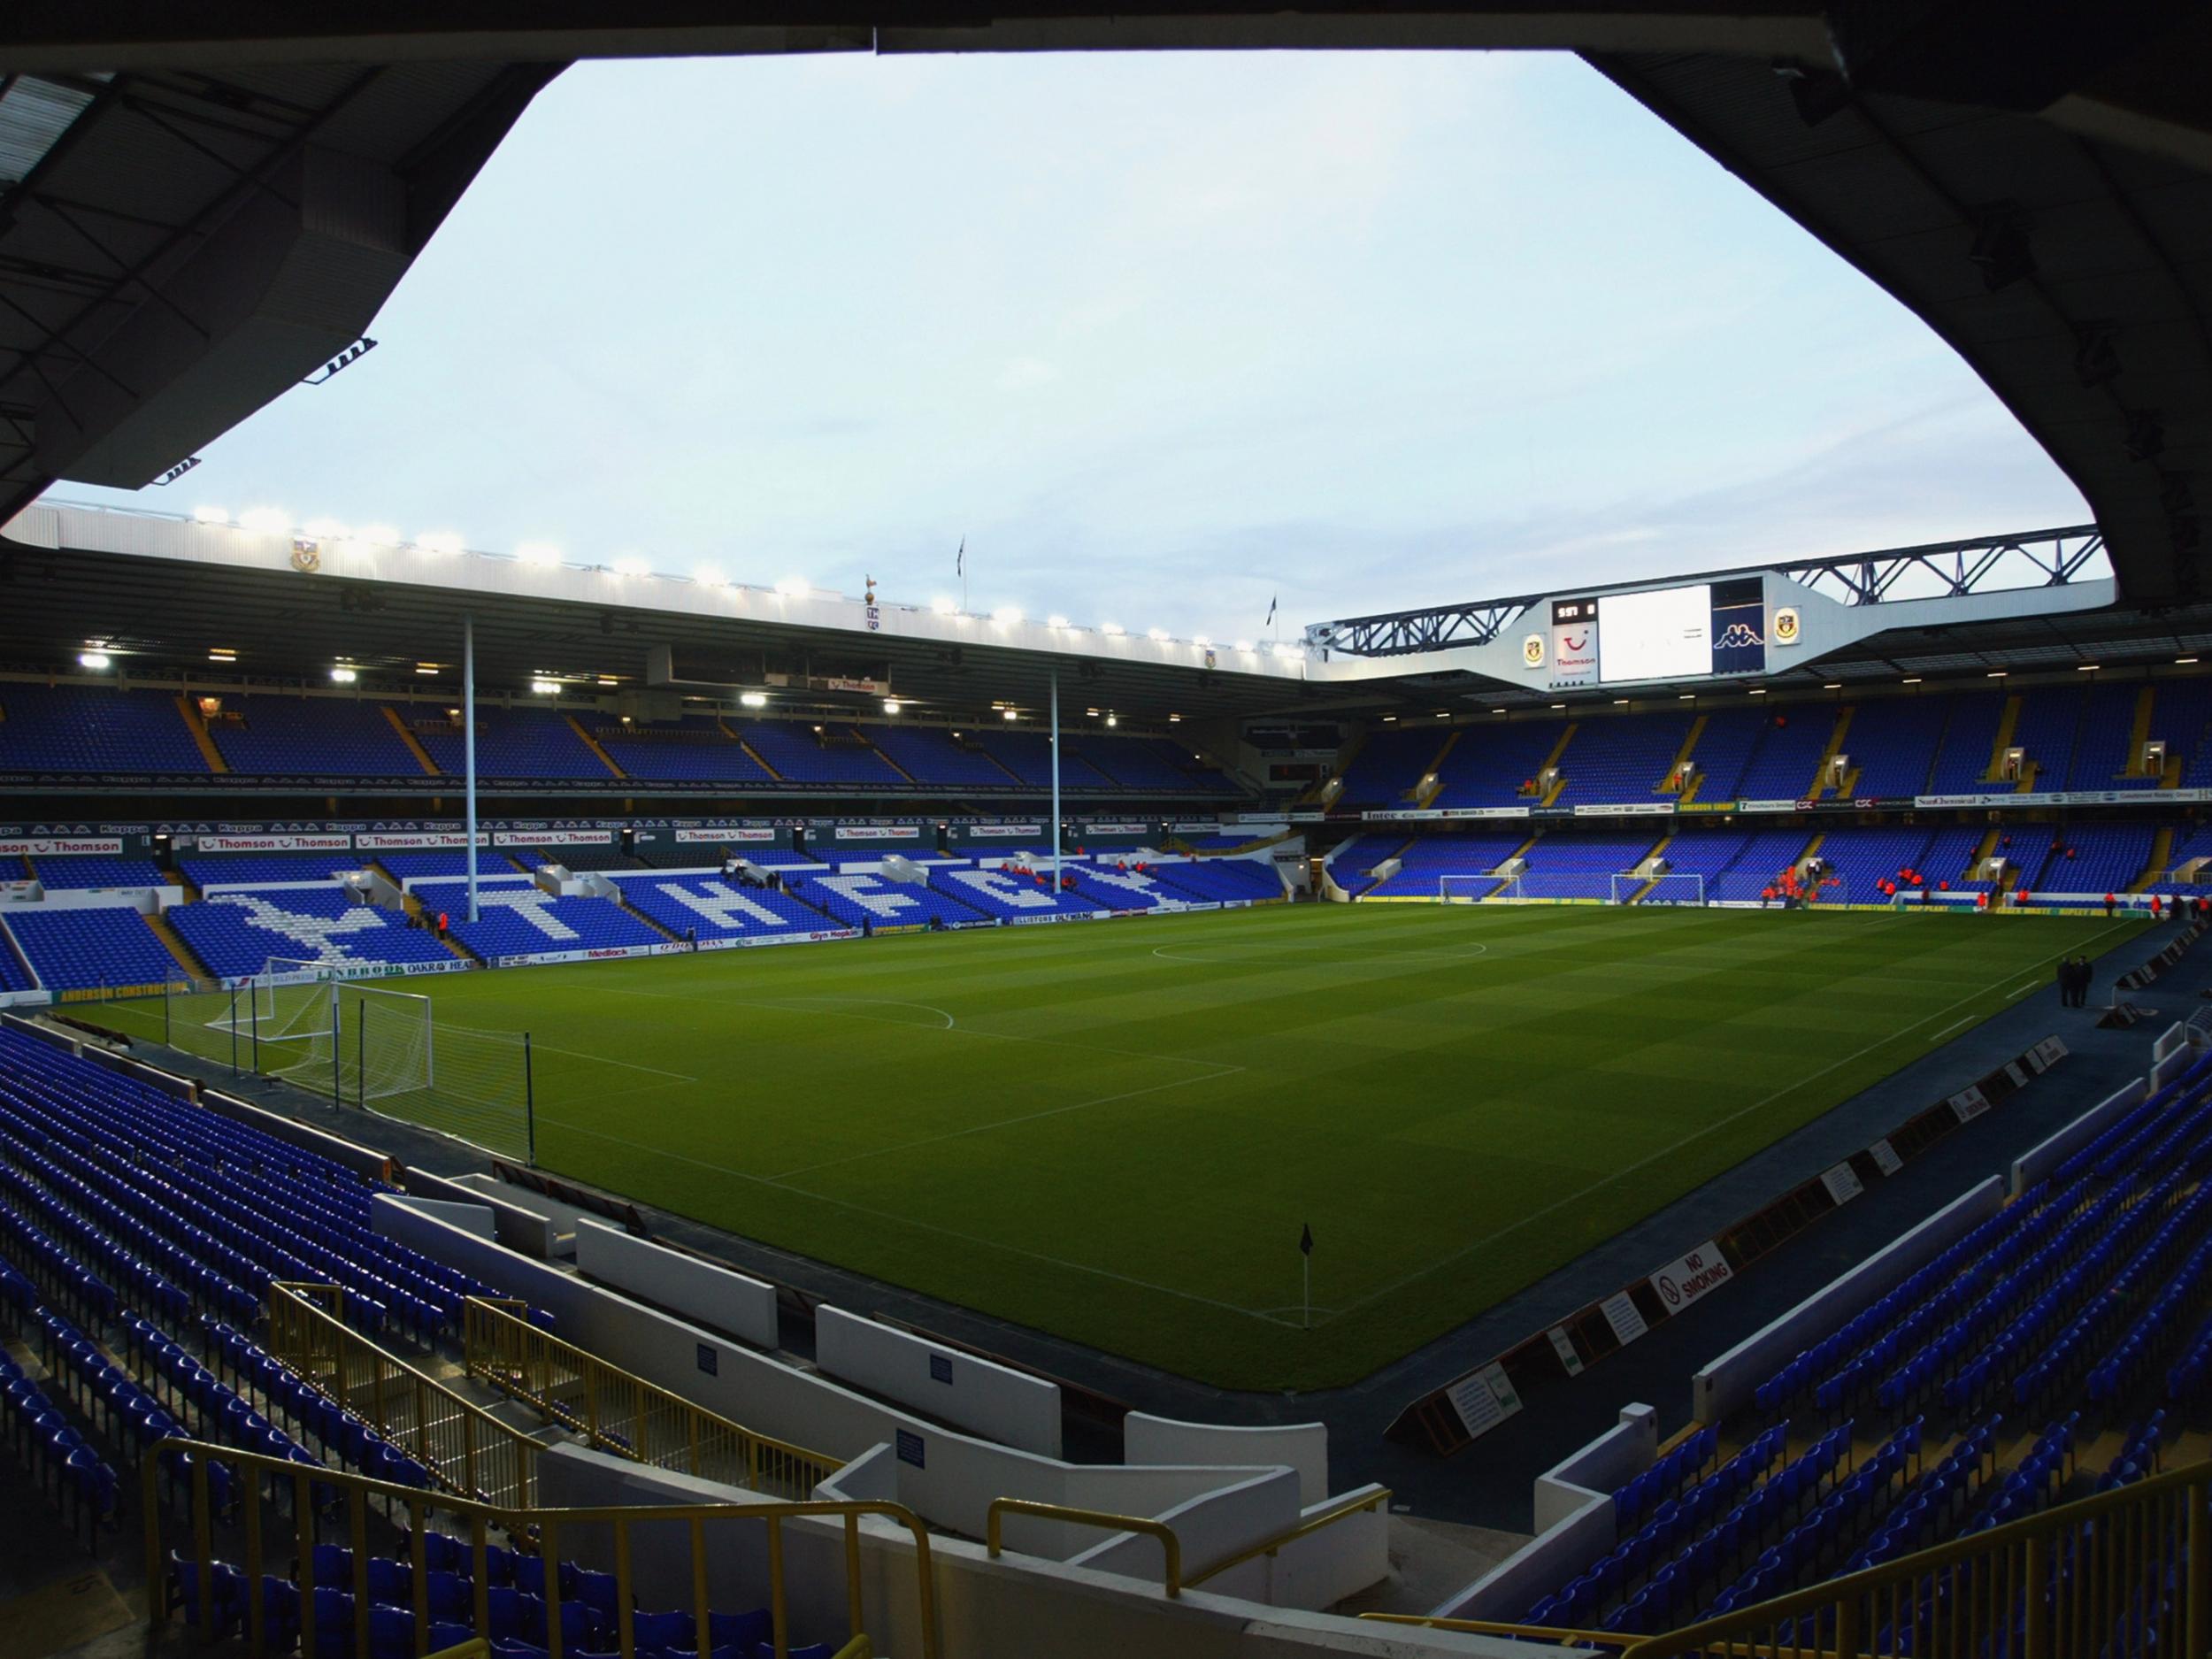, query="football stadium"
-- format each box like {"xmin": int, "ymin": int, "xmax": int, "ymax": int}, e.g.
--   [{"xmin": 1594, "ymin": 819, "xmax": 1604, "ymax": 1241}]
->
[{"xmin": 2, "ymin": 10, "xmax": 2211, "ymax": 1659}]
